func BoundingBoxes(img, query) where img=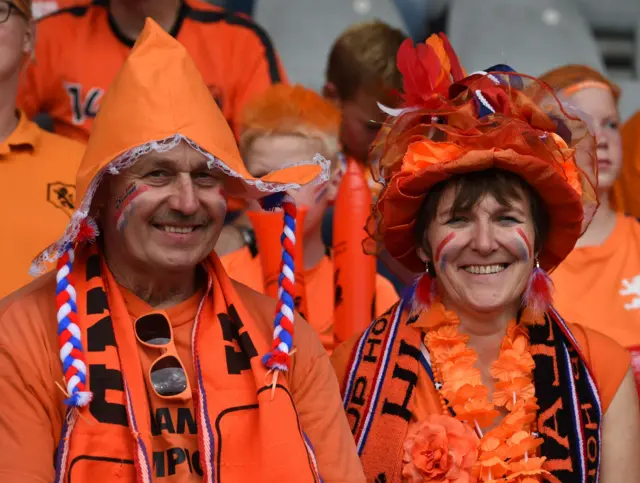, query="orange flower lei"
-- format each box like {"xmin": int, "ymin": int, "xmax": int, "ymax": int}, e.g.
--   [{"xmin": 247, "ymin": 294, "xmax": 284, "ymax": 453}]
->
[{"xmin": 417, "ymin": 302, "xmax": 548, "ymax": 482}]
